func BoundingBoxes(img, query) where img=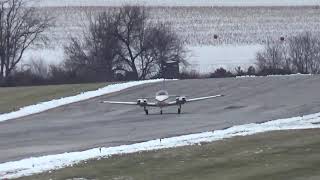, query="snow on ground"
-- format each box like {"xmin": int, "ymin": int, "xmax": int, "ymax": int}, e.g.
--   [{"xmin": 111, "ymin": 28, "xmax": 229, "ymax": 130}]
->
[
  {"xmin": 236, "ymin": 73, "xmax": 313, "ymax": 78},
  {"xmin": 187, "ymin": 45, "xmax": 262, "ymax": 73},
  {"xmin": 1, "ymin": 112, "xmax": 320, "ymax": 179},
  {"xmin": 36, "ymin": 0, "xmax": 320, "ymax": 7},
  {"xmin": 0, "ymin": 79, "xmax": 166, "ymax": 123}
]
